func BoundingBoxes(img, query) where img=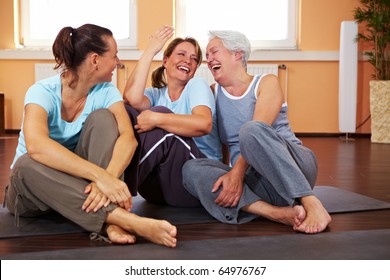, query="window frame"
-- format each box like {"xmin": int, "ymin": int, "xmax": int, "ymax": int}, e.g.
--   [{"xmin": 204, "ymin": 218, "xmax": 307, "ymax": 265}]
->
[
  {"xmin": 19, "ymin": 0, "xmax": 137, "ymax": 49},
  {"xmin": 175, "ymin": 0, "xmax": 299, "ymax": 50}
]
